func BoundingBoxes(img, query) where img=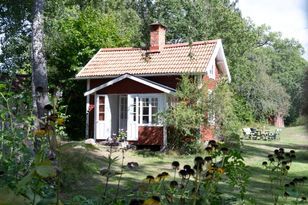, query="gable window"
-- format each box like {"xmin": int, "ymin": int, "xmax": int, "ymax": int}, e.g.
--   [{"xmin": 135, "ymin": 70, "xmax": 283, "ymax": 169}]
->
[{"xmin": 208, "ymin": 64, "xmax": 215, "ymax": 79}]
